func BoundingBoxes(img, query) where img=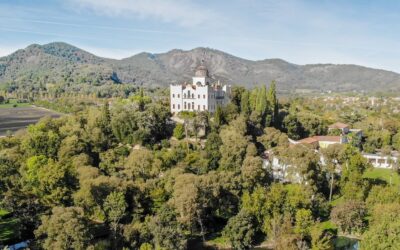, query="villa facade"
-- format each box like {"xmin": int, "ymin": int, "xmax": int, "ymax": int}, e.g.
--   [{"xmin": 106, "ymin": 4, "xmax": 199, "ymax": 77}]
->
[{"xmin": 170, "ymin": 64, "xmax": 231, "ymax": 114}]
